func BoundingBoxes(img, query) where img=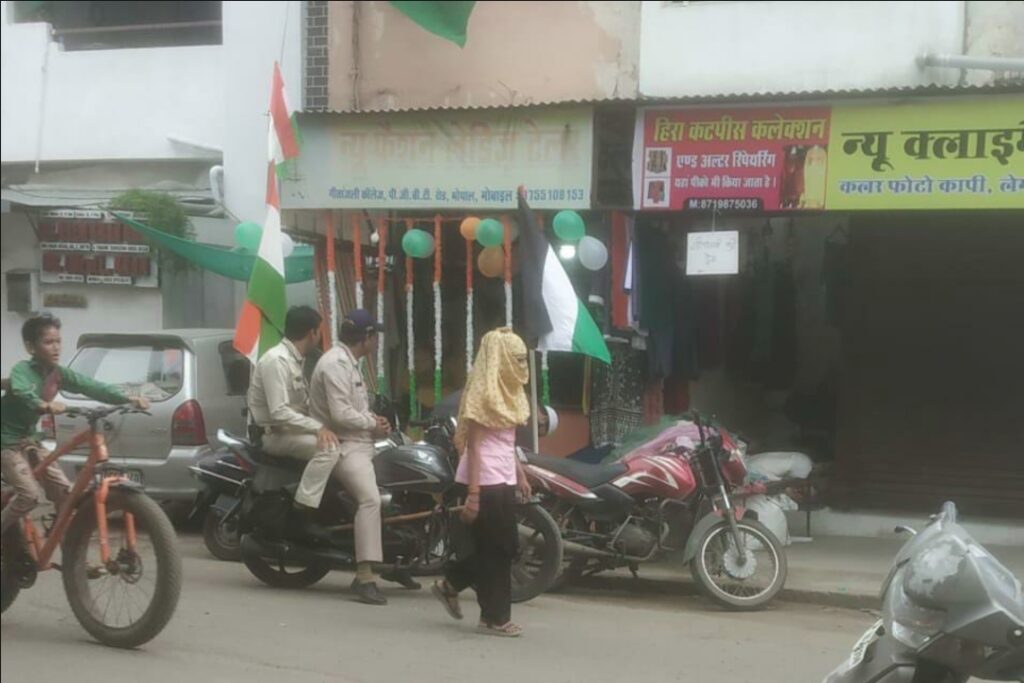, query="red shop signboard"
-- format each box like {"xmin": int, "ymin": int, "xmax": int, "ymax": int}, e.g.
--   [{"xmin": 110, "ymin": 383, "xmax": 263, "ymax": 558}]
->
[{"xmin": 633, "ymin": 106, "xmax": 831, "ymax": 212}]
